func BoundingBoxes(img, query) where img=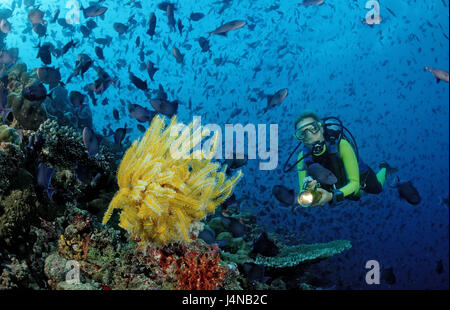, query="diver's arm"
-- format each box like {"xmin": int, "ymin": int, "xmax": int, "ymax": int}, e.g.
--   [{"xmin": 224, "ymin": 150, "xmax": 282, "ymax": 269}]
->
[
  {"xmin": 336, "ymin": 139, "xmax": 360, "ymax": 197},
  {"xmin": 297, "ymin": 151, "xmax": 306, "ymax": 193}
]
